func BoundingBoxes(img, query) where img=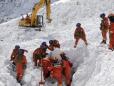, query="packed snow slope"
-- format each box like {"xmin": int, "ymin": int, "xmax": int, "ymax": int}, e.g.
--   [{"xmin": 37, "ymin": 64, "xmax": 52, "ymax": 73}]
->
[
  {"xmin": 0, "ymin": 0, "xmax": 38, "ymax": 23},
  {"xmin": 0, "ymin": 0, "xmax": 114, "ymax": 86}
]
